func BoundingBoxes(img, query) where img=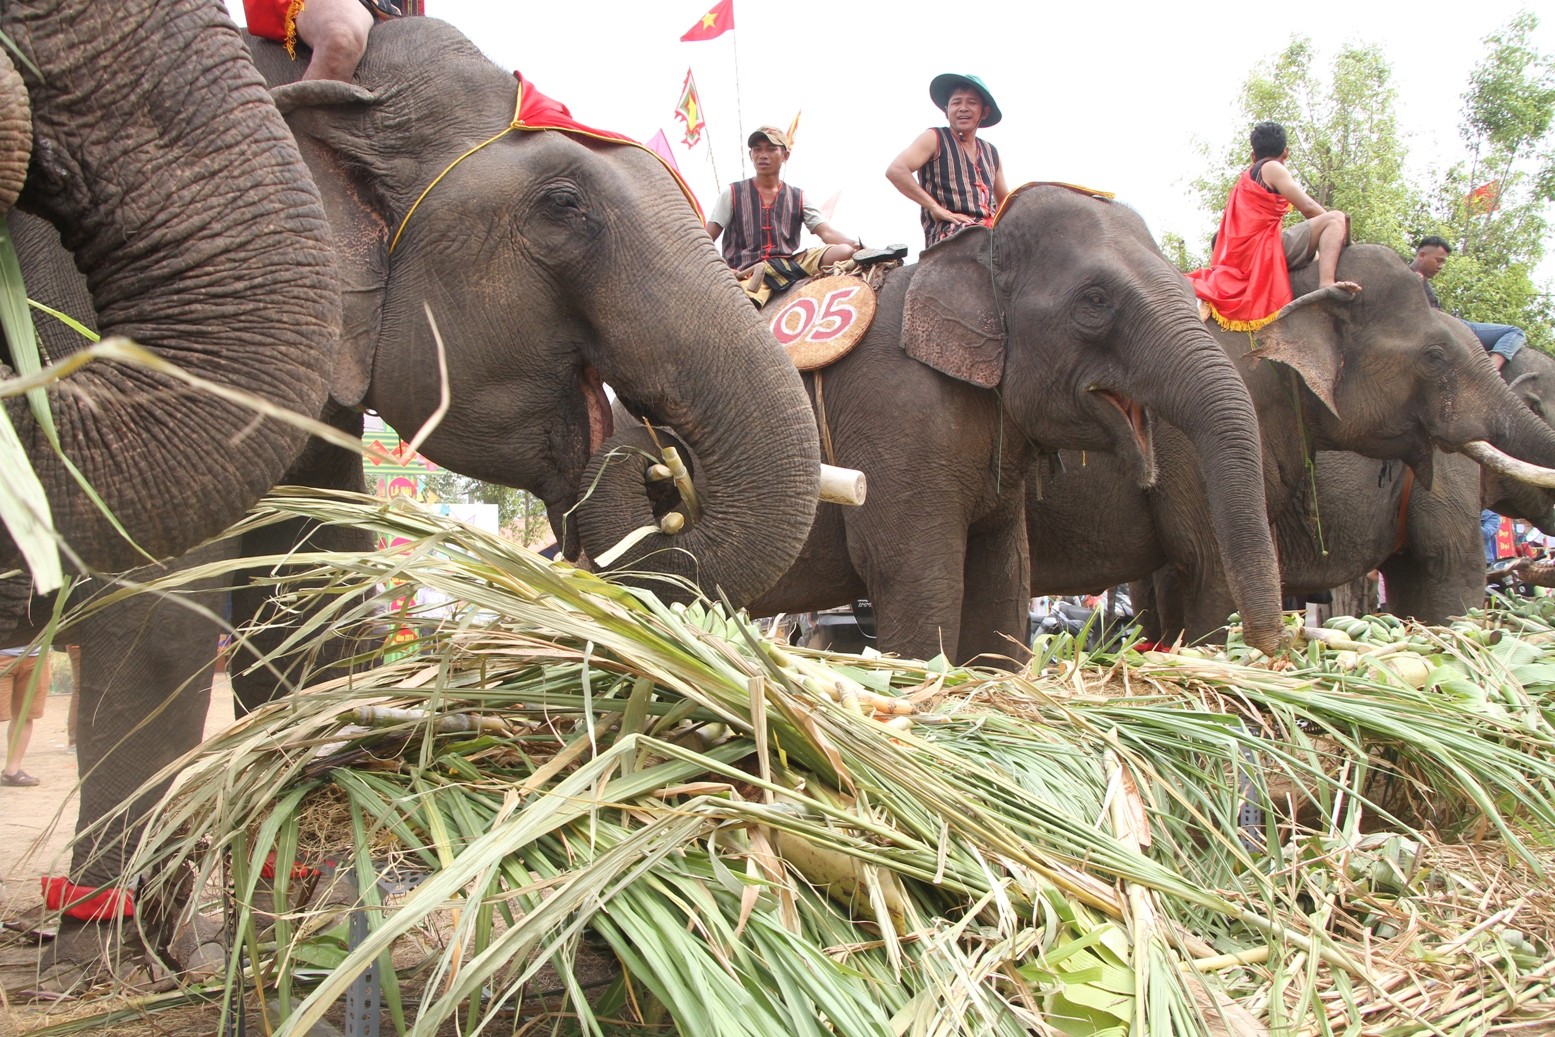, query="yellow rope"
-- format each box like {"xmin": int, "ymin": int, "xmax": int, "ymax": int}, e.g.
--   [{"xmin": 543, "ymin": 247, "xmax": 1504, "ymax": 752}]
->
[
  {"xmin": 388, "ymin": 80, "xmax": 705, "ymax": 256},
  {"xmin": 388, "ymin": 83, "xmax": 525, "ymax": 255}
]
